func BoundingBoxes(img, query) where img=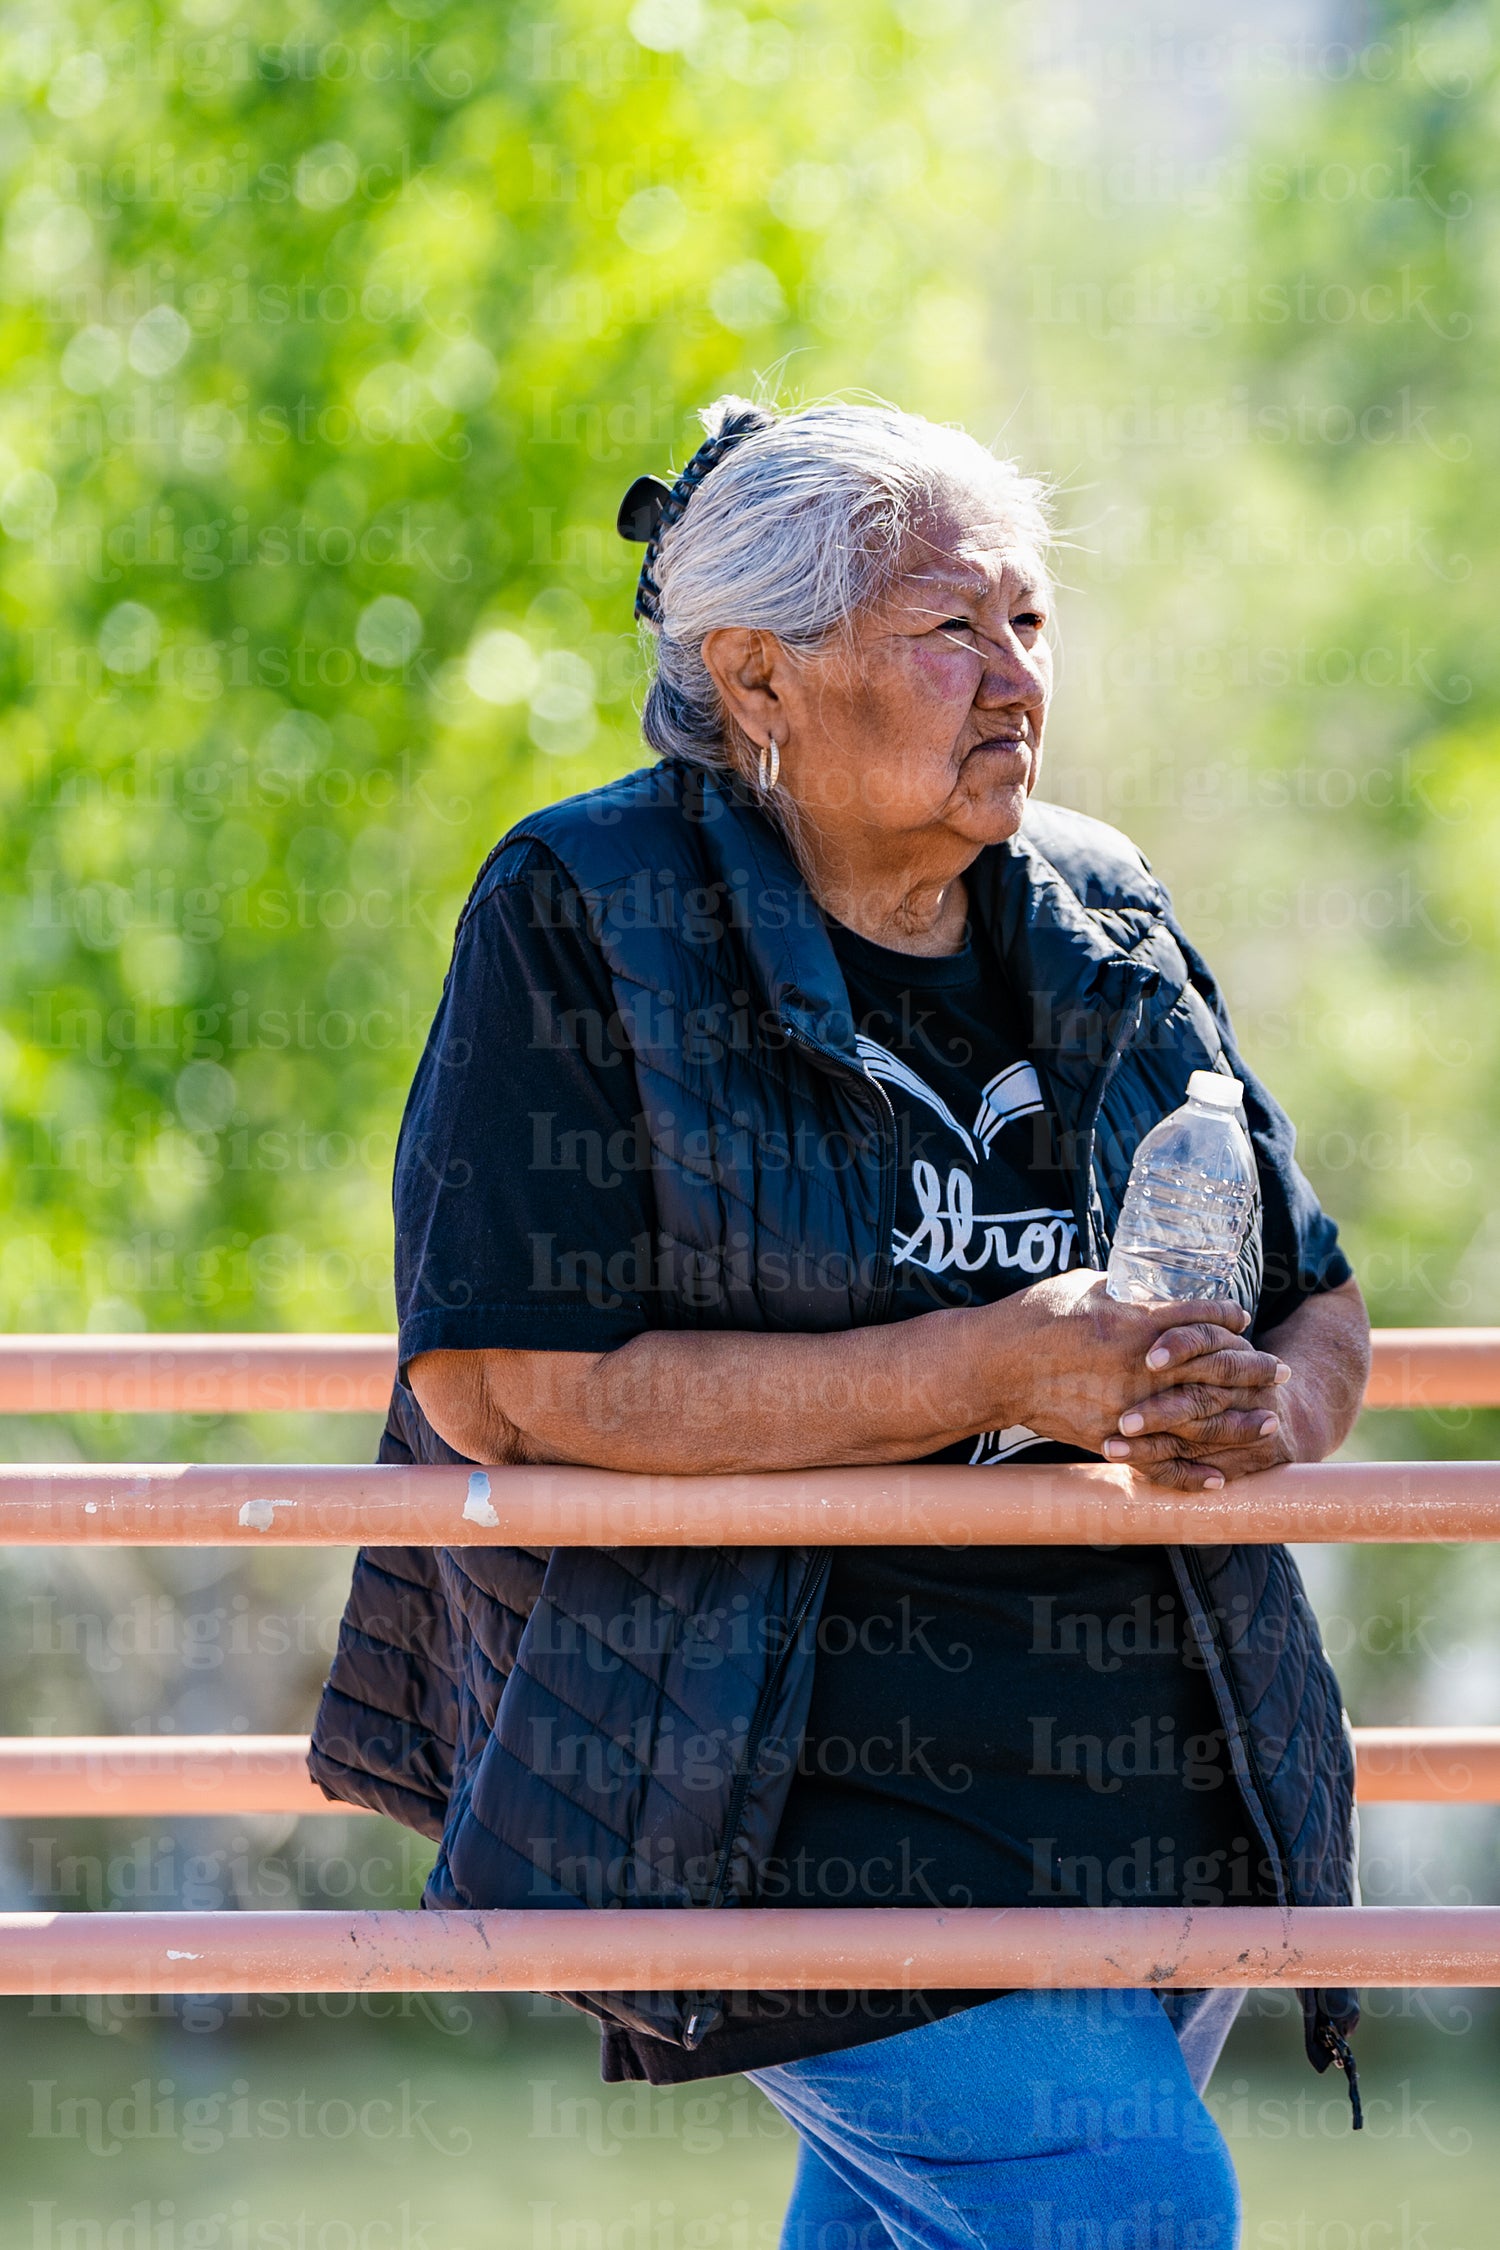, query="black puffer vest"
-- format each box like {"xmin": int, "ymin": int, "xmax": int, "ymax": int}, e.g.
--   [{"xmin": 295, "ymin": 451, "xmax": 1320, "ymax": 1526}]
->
[{"xmin": 309, "ymin": 760, "xmax": 1358, "ymax": 2078}]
